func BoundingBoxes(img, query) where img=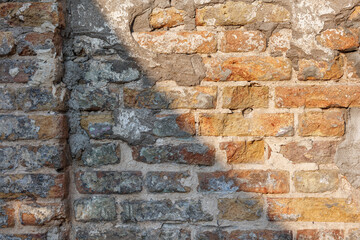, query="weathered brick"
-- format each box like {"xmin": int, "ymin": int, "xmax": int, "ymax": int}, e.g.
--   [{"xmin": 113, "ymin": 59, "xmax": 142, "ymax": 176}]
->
[
  {"xmin": 298, "ymin": 56, "xmax": 344, "ymax": 80},
  {"xmin": 76, "ymin": 226, "xmax": 191, "ymax": 240},
  {"xmin": 293, "ymin": 170, "xmax": 339, "ymax": 193},
  {"xmin": 218, "ymin": 197, "xmax": 263, "ymax": 221},
  {"xmin": 203, "ymin": 56, "xmax": 292, "ymax": 81},
  {"xmin": 298, "ymin": 110, "xmax": 345, "ymax": 137},
  {"xmin": 0, "ymin": 2, "xmax": 60, "ymax": 27},
  {"xmin": 124, "ymin": 86, "xmax": 217, "ymax": 109},
  {"xmin": 296, "ymin": 229, "xmax": 344, "ymax": 240},
  {"xmin": 153, "ymin": 113, "xmax": 195, "ymax": 137},
  {"xmin": 0, "ymin": 115, "xmax": 67, "ymax": 141},
  {"xmin": 150, "ymin": 7, "xmax": 185, "ymax": 29},
  {"xmin": 0, "ymin": 234, "xmax": 47, "ymax": 240},
  {"xmin": 280, "ymin": 141, "xmax": 338, "ymax": 164},
  {"xmin": 75, "ymin": 171, "xmax": 142, "ymax": 194},
  {"xmin": 222, "ymin": 85, "xmax": 269, "ymax": 109},
  {"xmin": 349, "ymin": 7, "xmax": 360, "ymax": 21},
  {"xmin": 20, "ymin": 202, "xmax": 65, "ymax": 226},
  {"xmin": 133, "ymin": 31, "xmax": 217, "ymax": 54},
  {"xmin": 132, "ymin": 143, "xmax": 215, "ymax": 166},
  {"xmin": 145, "ymin": 171, "xmax": 191, "ymax": 193},
  {"xmin": 276, "ymin": 85, "xmax": 360, "ymax": 108},
  {"xmin": 0, "ymin": 144, "xmax": 68, "ymax": 172},
  {"xmin": 0, "ymin": 174, "xmax": 66, "ymax": 199},
  {"xmin": 0, "ymin": 32, "xmax": 15, "ymax": 56},
  {"xmin": 0, "ymin": 88, "xmax": 15, "ymax": 110},
  {"xmin": 17, "ymin": 32, "xmax": 61, "ymax": 56},
  {"xmin": 121, "ymin": 199, "xmax": 212, "ymax": 222},
  {"xmin": 317, "ymin": 28, "xmax": 359, "ymax": 51},
  {"xmin": 220, "ymin": 30, "xmax": 266, "ymax": 52},
  {"xmin": 0, "ymin": 59, "xmax": 37, "ymax": 83},
  {"xmin": 80, "ymin": 114, "xmax": 114, "ymax": 139},
  {"xmin": 267, "ymin": 198, "xmax": 360, "ymax": 222},
  {"xmin": 69, "ymin": 85, "xmax": 118, "ymax": 111},
  {"xmin": 199, "ymin": 113, "xmax": 294, "ymax": 137},
  {"xmin": 197, "ymin": 229, "xmax": 292, "ymax": 240},
  {"xmin": 198, "ymin": 170, "xmax": 289, "ymax": 194},
  {"xmin": 219, "ymin": 140, "xmax": 265, "ymax": 164},
  {"xmin": 196, "ymin": 1, "xmax": 290, "ymax": 26},
  {"xmin": 348, "ymin": 228, "xmax": 360, "ymax": 240},
  {"xmin": 269, "ymin": 29, "xmax": 292, "ymax": 54},
  {"xmin": 74, "ymin": 196, "xmax": 116, "ymax": 222},
  {"xmin": 0, "ymin": 204, "xmax": 15, "ymax": 228},
  {"xmin": 81, "ymin": 143, "xmax": 120, "ymax": 167}
]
